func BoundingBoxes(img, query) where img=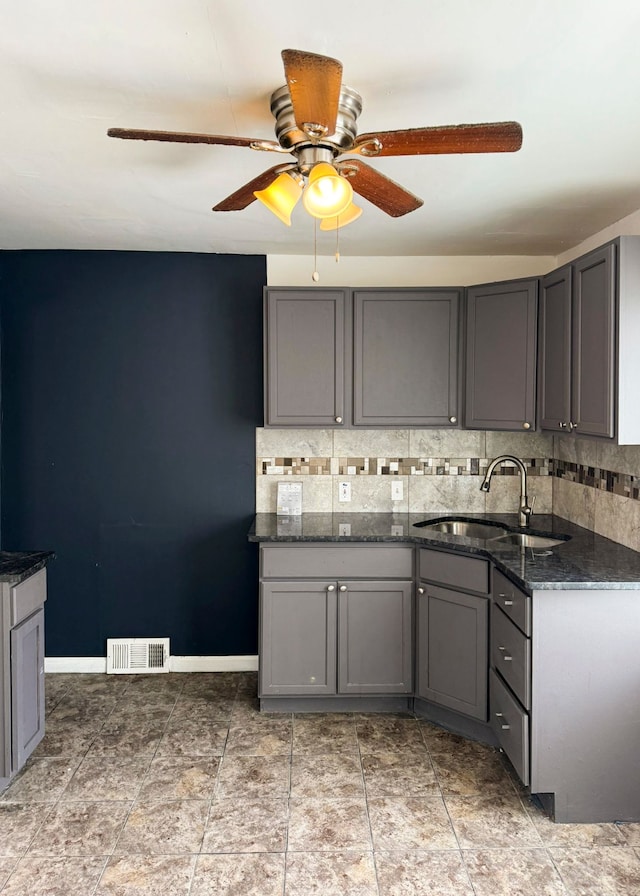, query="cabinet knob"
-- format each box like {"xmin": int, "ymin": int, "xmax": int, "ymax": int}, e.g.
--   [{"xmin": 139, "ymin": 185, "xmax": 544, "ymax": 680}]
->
[
  {"xmin": 568, "ymin": 421, "xmax": 575, "ymax": 432},
  {"xmin": 335, "ymin": 416, "xmax": 343, "ymax": 424},
  {"xmin": 327, "ymin": 585, "xmax": 335, "ymax": 592},
  {"xmin": 339, "ymin": 584, "xmax": 347, "ymax": 592},
  {"xmin": 449, "ymin": 416, "xmax": 457, "ymax": 424},
  {"xmin": 559, "ymin": 421, "xmax": 567, "ymax": 429},
  {"xmin": 417, "ymin": 587, "xmax": 425, "ymax": 595},
  {"xmin": 522, "ymin": 422, "xmax": 531, "ymax": 430}
]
